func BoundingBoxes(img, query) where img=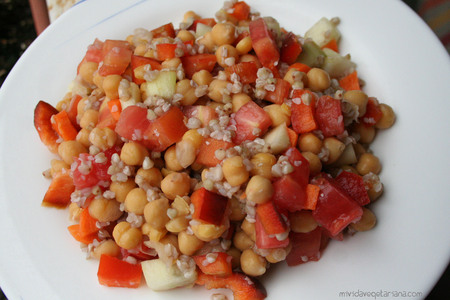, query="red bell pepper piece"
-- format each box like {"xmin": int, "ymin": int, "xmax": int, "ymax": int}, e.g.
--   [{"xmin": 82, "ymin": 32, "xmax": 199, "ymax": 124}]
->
[
  {"xmin": 360, "ymin": 98, "xmax": 382, "ymax": 127},
  {"xmin": 67, "ymin": 224, "xmax": 98, "ymax": 245},
  {"xmin": 194, "ymin": 252, "xmax": 233, "ymax": 277},
  {"xmin": 150, "ymin": 22, "xmax": 175, "ymax": 38},
  {"xmin": 225, "ymin": 61, "xmax": 258, "ymax": 84},
  {"xmin": 280, "ymin": 32, "xmax": 302, "ymax": 64},
  {"xmin": 156, "ymin": 43, "xmax": 178, "ymax": 61},
  {"xmin": 85, "ymin": 38, "xmax": 104, "ymax": 63},
  {"xmin": 335, "ymin": 171, "xmax": 370, "ymax": 206},
  {"xmin": 229, "ymin": 1, "xmax": 251, "ymax": 21},
  {"xmin": 289, "ymin": 62, "xmax": 311, "ymax": 74},
  {"xmin": 51, "ymin": 110, "xmax": 78, "ymax": 141},
  {"xmin": 264, "ymin": 78, "xmax": 291, "ymax": 105},
  {"xmin": 65, "ymin": 94, "xmax": 82, "ymax": 129},
  {"xmin": 191, "ymin": 188, "xmax": 229, "ymax": 226},
  {"xmin": 286, "ymin": 227, "xmax": 323, "ymax": 266},
  {"xmin": 255, "ymin": 214, "xmax": 289, "ymax": 249},
  {"xmin": 97, "ymin": 254, "xmax": 142, "ymax": 288},
  {"xmin": 339, "ymin": 70, "xmax": 360, "ymax": 91},
  {"xmin": 194, "ymin": 138, "xmax": 234, "ymax": 167},
  {"xmin": 188, "ymin": 18, "xmax": 217, "ymax": 31},
  {"xmin": 232, "ymin": 100, "xmax": 272, "ymax": 145},
  {"xmin": 98, "ymin": 40, "xmax": 133, "ymax": 76},
  {"xmin": 321, "ymin": 38, "xmax": 339, "ymax": 52},
  {"xmin": 249, "ymin": 18, "xmax": 280, "ymax": 71},
  {"xmin": 42, "ymin": 171, "xmax": 75, "ymax": 208},
  {"xmin": 255, "ymin": 200, "xmax": 287, "ymax": 235},
  {"xmin": 315, "ymin": 95, "xmax": 345, "ymax": 137},
  {"xmin": 181, "ymin": 54, "xmax": 217, "ymax": 78},
  {"xmin": 290, "ymin": 89, "xmax": 318, "ymax": 134},
  {"xmin": 97, "ymin": 106, "xmax": 118, "ymax": 130},
  {"xmin": 130, "ymin": 55, "xmax": 162, "ymax": 85},
  {"xmin": 34, "ymin": 100, "xmax": 60, "ymax": 154}
]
